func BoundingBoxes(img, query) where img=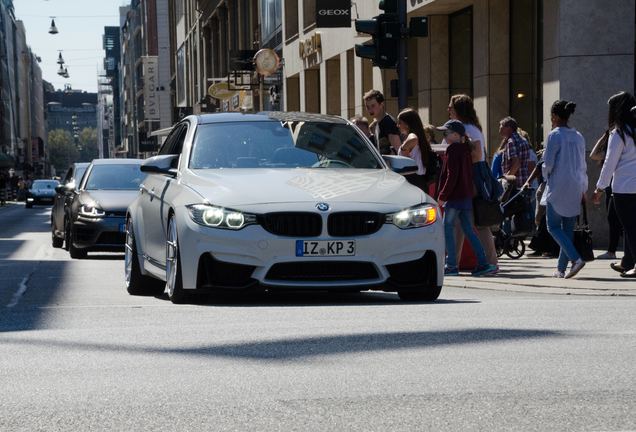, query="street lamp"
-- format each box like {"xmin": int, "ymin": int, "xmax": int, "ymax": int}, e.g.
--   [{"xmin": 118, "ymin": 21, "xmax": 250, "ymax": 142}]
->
[
  {"xmin": 49, "ymin": 18, "xmax": 59, "ymax": 34},
  {"xmin": 57, "ymin": 51, "xmax": 64, "ymax": 65}
]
